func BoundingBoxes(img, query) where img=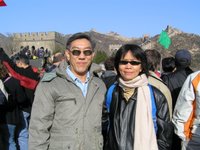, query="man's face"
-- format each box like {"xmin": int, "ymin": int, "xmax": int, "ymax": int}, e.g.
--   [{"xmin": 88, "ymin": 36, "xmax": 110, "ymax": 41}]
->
[
  {"xmin": 16, "ymin": 60, "xmax": 23, "ymax": 68},
  {"xmin": 66, "ymin": 38, "xmax": 94, "ymax": 78}
]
